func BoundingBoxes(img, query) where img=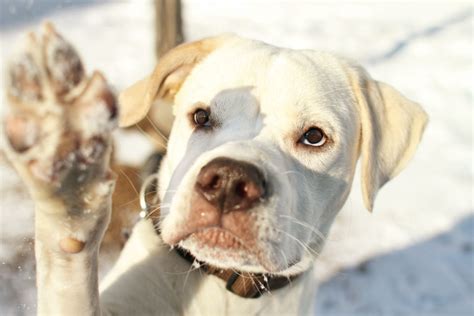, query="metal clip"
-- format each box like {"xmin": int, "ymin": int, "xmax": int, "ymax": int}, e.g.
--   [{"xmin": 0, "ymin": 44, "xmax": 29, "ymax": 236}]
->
[{"xmin": 139, "ymin": 173, "xmax": 160, "ymax": 219}]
